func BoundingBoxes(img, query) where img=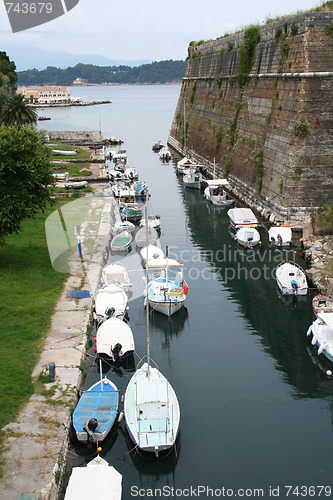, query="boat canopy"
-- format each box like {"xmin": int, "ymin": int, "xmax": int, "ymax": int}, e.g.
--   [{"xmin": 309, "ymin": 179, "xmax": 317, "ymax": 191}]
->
[{"xmin": 205, "ymin": 179, "xmax": 230, "ymax": 187}]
